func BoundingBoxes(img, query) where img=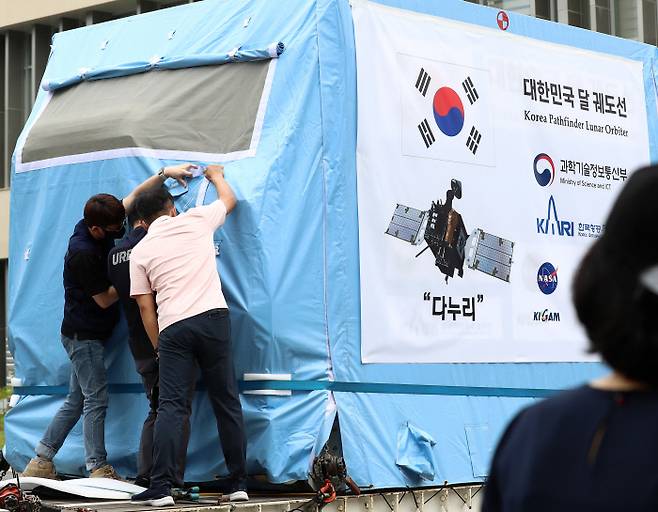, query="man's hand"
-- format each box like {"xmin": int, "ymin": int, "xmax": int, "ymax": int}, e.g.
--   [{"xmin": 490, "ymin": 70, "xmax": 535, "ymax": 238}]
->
[
  {"xmin": 164, "ymin": 163, "xmax": 196, "ymax": 187},
  {"xmin": 204, "ymin": 164, "xmax": 236, "ymax": 213},
  {"xmin": 204, "ymin": 164, "xmax": 224, "ymax": 182},
  {"xmin": 92, "ymin": 286, "xmax": 119, "ymax": 309},
  {"xmin": 123, "ymin": 162, "xmax": 197, "ymax": 211}
]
